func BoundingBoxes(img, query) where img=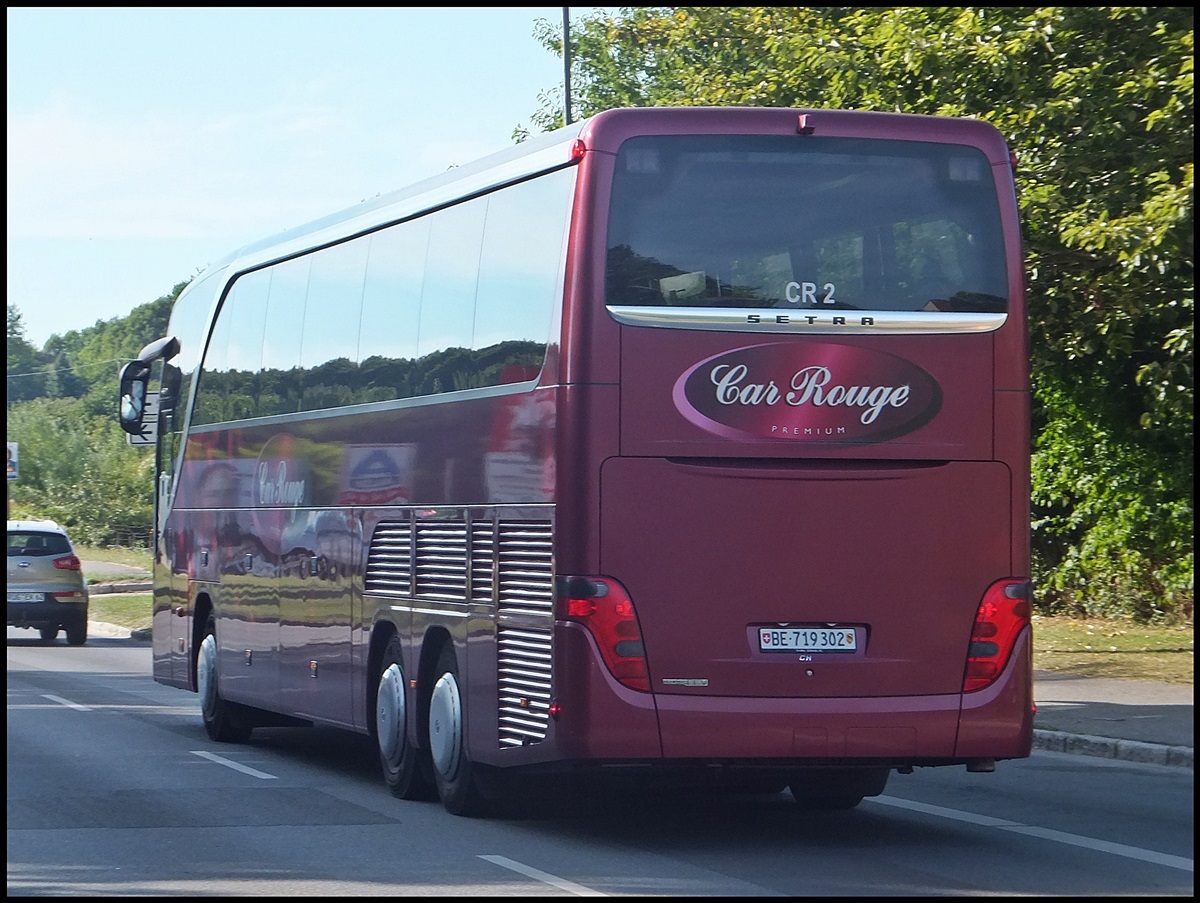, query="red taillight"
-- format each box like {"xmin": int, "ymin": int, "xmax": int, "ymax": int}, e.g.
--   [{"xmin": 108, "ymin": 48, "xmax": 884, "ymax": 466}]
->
[
  {"xmin": 963, "ymin": 579, "xmax": 1032, "ymax": 692},
  {"xmin": 569, "ymin": 138, "xmax": 586, "ymax": 161},
  {"xmin": 53, "ymin": 554, "xmax": 82, "ymax": 571},
  {"xmin": 559, "ymin": 577, "xmax": 649, "ymax": 692}
]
